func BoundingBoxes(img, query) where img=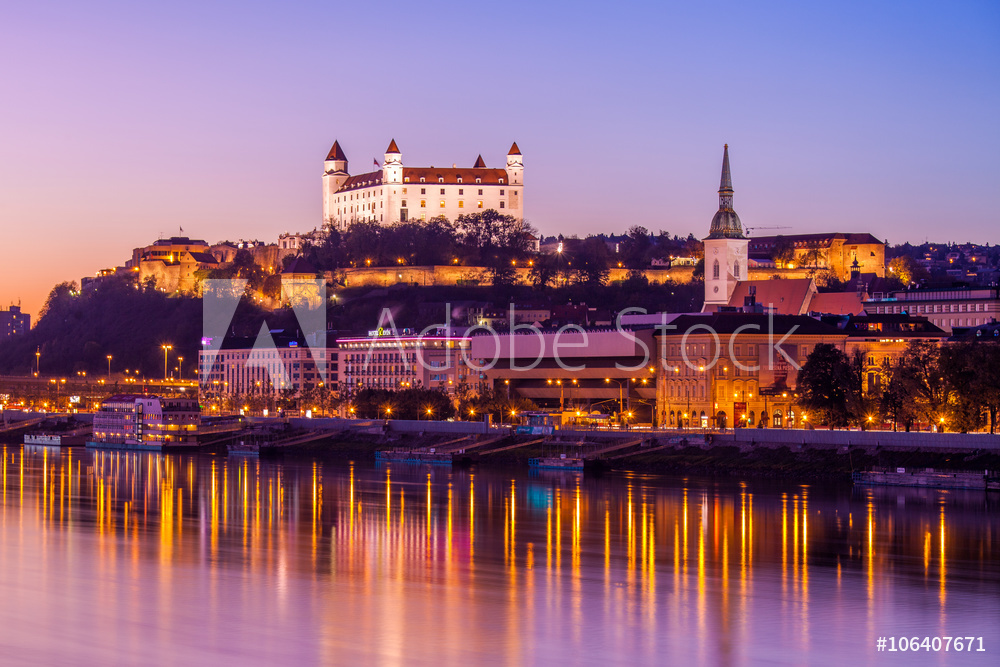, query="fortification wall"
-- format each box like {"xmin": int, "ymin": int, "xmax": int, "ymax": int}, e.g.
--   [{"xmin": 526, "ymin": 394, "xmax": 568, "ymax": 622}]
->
[{"xmin": 338, "ymin": 265, "xmax": 697, "ymax": 288}]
